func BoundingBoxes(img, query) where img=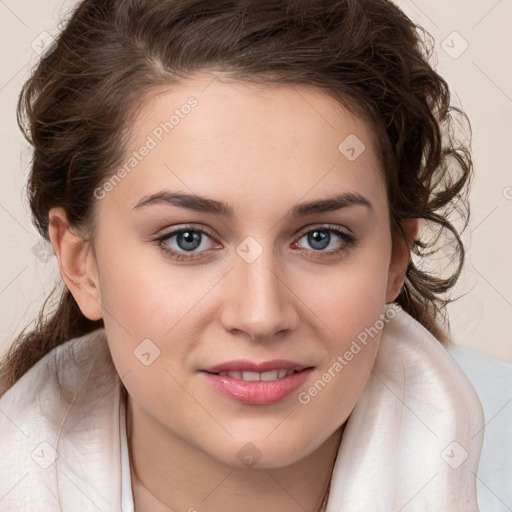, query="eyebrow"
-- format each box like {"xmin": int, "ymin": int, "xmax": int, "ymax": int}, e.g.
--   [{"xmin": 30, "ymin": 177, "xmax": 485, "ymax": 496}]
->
[{"xmin": 132, "ymin": 190, "xmax": 373, "ymax": 217}]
